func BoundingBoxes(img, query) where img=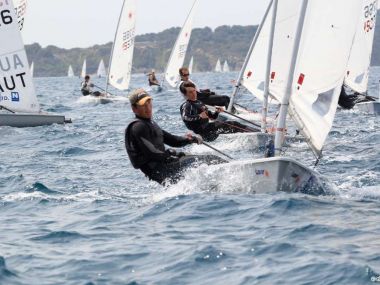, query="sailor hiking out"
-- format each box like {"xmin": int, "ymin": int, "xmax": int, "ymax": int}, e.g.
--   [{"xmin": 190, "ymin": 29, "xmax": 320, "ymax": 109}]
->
[
  {"xmin": 178, "ymin": 67, "xmax": 231, "ymax": 109},
  {"xmin": 180, "ymin": 81, "xmax": 258, "ymax": 142},
  {"xmin": 125, "ymin": 88, "xmax": 226, "ymax": 185}
]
